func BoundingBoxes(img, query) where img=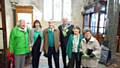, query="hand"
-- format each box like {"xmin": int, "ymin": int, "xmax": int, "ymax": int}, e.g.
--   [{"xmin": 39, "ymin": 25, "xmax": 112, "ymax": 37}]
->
[
  {"xmin": 82, "ymin": 53, "xmax": 89, "ymax": 58},
  {"xmin": 44, "ymin": 53, "xmax": 48, "ymax": 57},
  {"xmin": 80, "ymin": 51, "xmax": 84, "ymax": 56},
  {"xmin": 29, "ymin": 46, "xmax": 32, "ymax": 51}
]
